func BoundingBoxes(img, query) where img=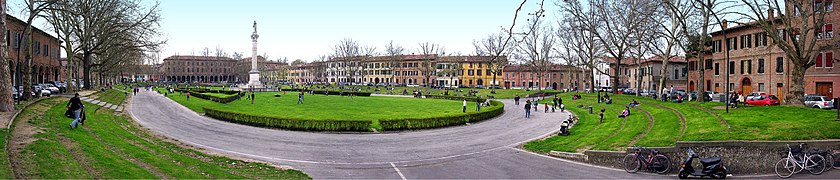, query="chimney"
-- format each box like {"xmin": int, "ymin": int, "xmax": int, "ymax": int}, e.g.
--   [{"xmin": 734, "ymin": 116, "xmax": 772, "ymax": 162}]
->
[
  {"xmin": 768, "ymin": 8, "xmax": 774, "ymax": 19},
  {"xmin": 722, "ymin": 19, "xmax": 728, "ymax": 29}
]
